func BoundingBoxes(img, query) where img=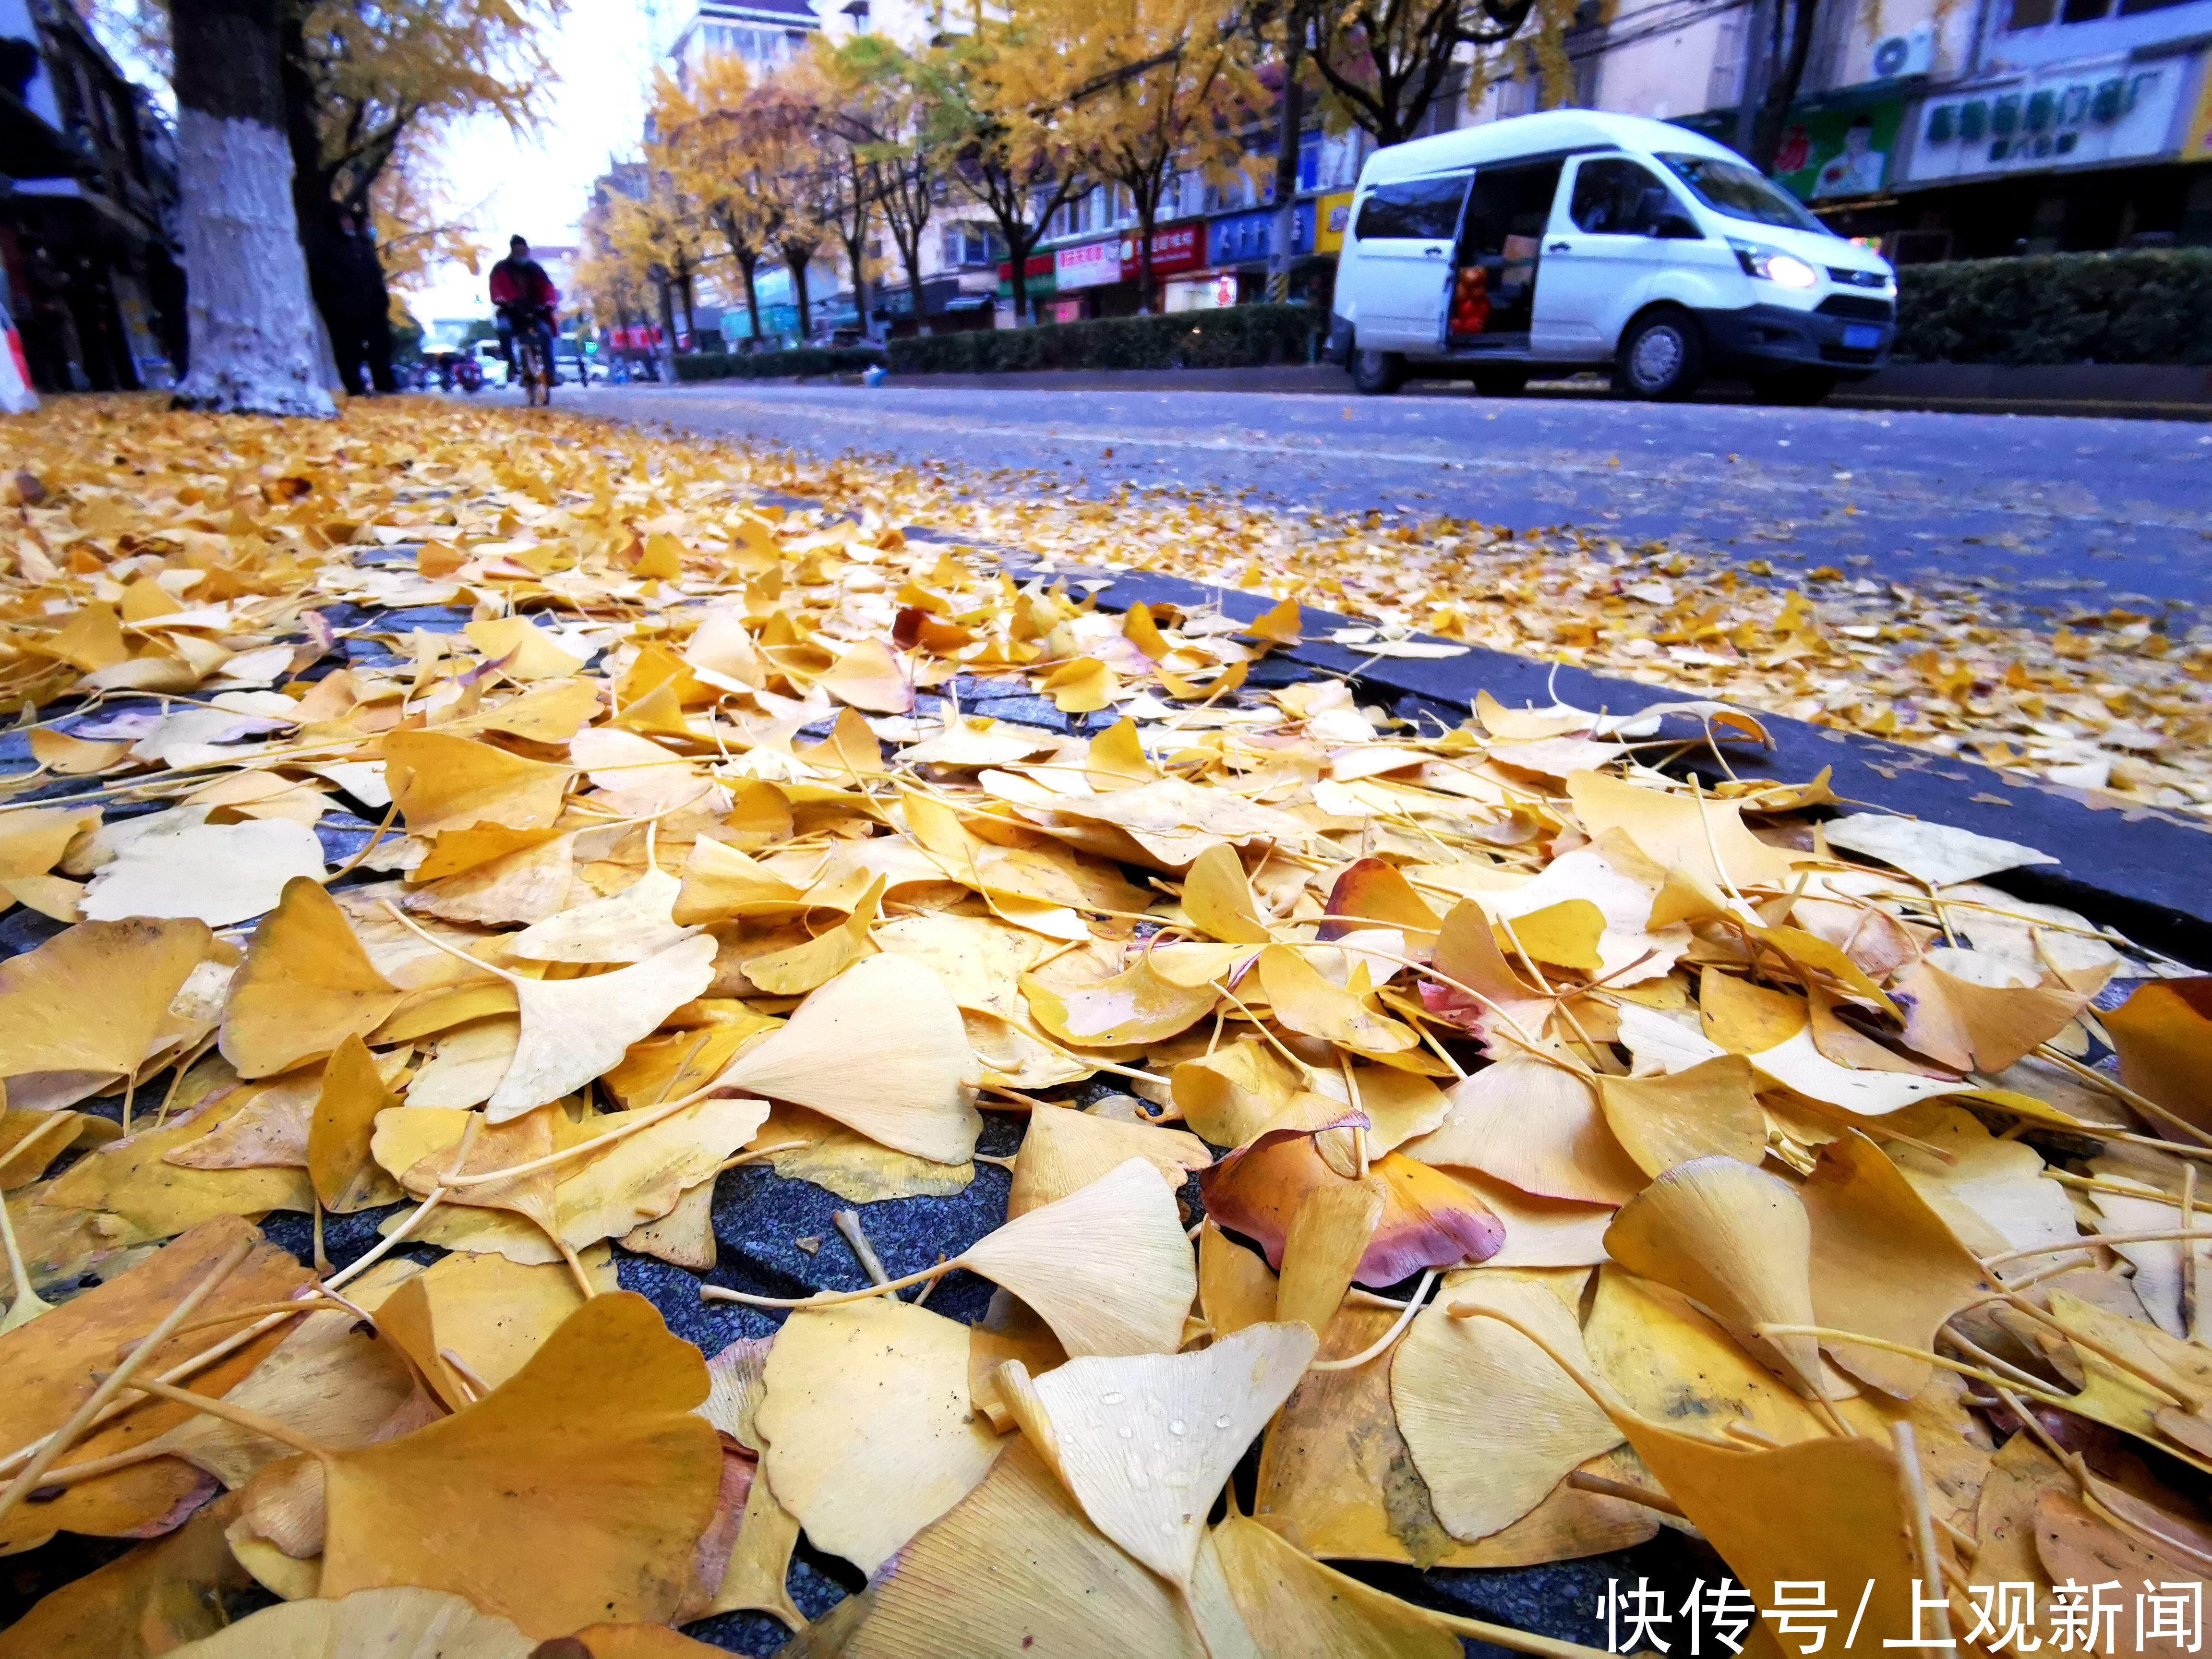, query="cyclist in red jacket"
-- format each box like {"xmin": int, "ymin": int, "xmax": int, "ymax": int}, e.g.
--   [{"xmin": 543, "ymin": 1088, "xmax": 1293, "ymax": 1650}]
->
[{"xmin": 488, "ymin": 236, "xmax": 558, "ymax": 386}]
